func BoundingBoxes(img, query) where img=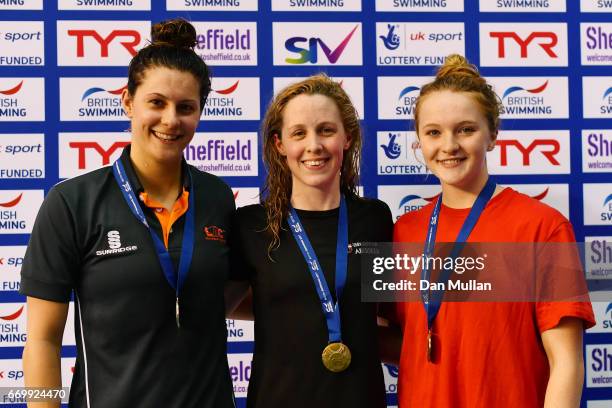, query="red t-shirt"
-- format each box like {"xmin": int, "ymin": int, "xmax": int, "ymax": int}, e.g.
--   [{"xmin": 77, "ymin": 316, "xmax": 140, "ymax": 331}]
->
[{"xmin": 393, "ymin": 187, "xmax": 595, "ymax": 408}]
